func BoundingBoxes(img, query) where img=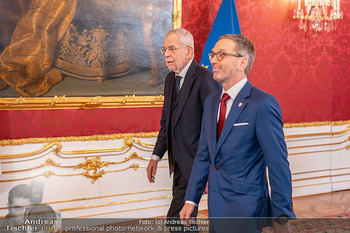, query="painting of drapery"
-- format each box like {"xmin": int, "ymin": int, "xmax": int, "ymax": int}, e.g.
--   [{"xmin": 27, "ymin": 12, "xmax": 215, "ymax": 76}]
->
[{"xmin": 0, "ymin": 0, "xmax": 173, "ymax": 97}]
